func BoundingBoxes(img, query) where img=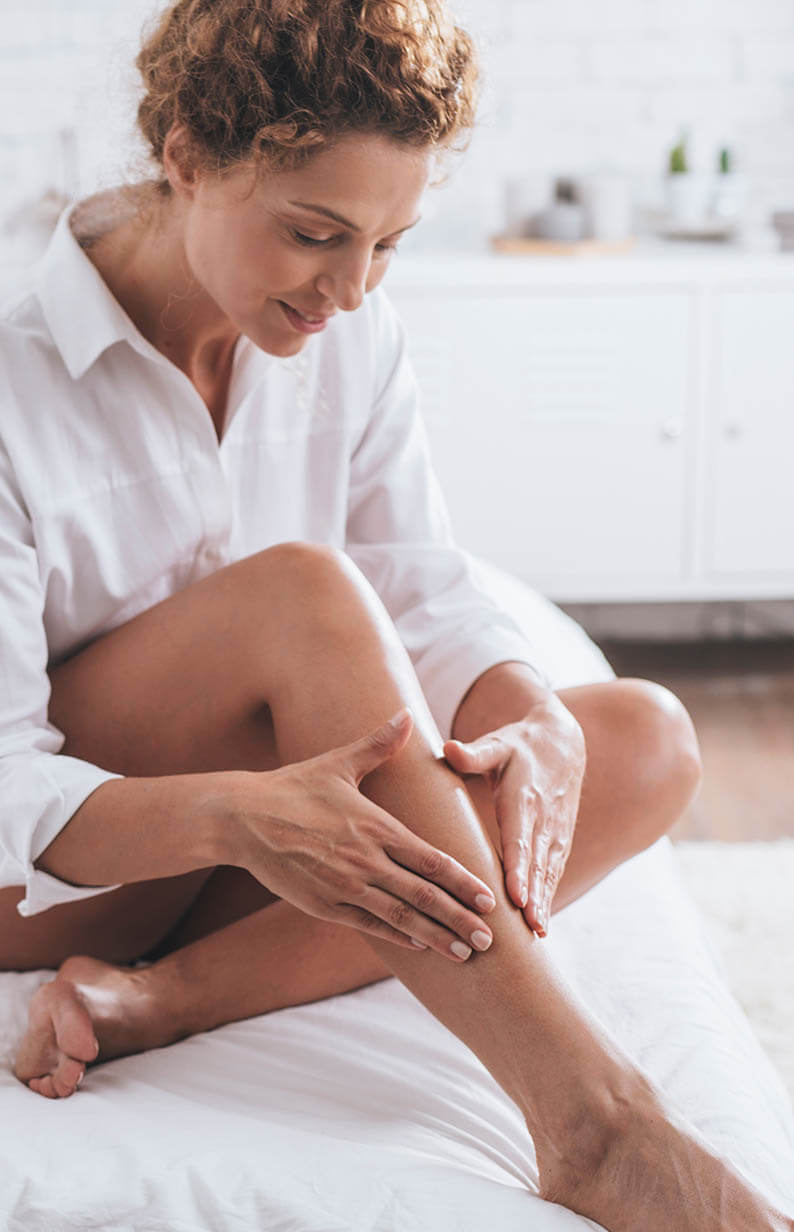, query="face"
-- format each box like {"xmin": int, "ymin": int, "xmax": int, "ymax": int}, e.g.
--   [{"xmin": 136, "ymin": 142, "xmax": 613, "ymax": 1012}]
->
[{"xmin": 172, "ymin": 132, "xmax": 433, "ymax": 357}]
